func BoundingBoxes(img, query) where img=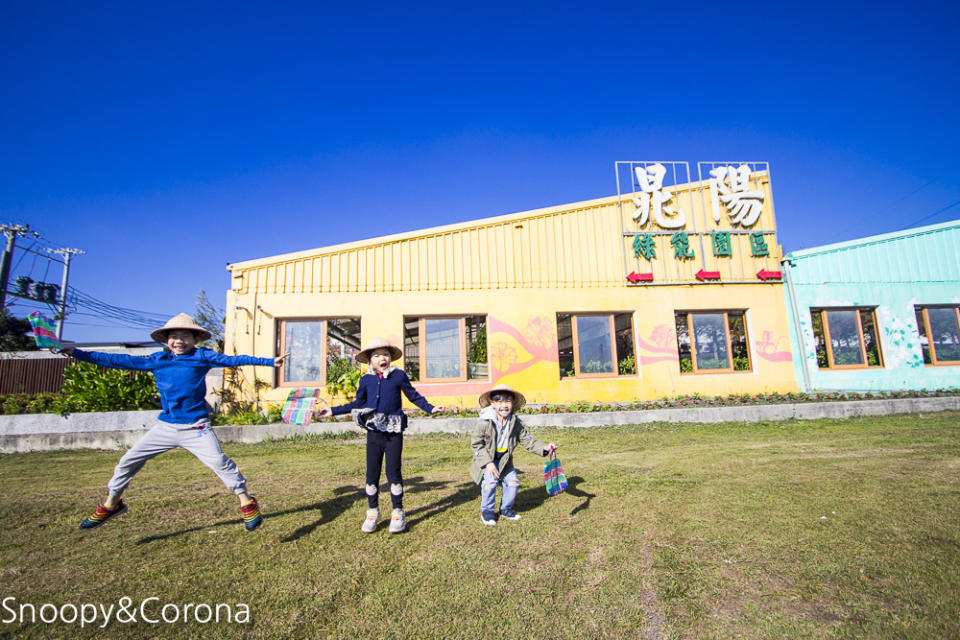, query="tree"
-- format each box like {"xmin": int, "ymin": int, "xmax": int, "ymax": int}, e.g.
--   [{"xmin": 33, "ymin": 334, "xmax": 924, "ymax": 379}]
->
[
  {"xmin": 0, "ymin": 308, "xmax": 36, "ymax": 352},
  {"xmin": 195, "ymin": 290, "xmax": 225, "ymax": 352}
]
